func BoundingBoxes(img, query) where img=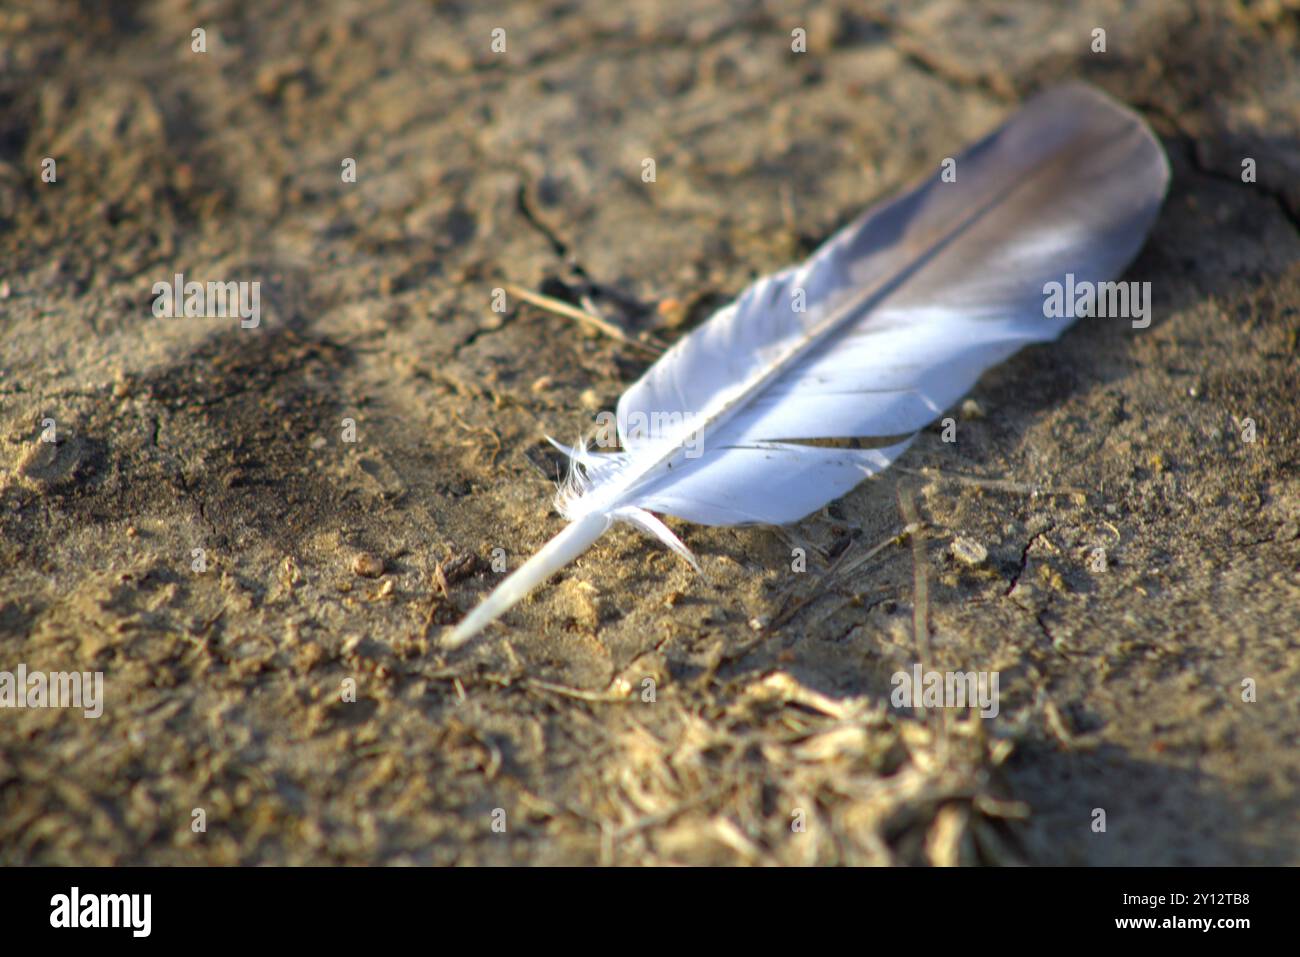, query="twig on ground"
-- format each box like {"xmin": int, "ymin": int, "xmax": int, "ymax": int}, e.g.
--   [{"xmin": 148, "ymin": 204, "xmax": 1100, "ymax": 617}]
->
[{"xmin": 505, "ymin": 282, "xmax": 664, "ymax": 355}]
